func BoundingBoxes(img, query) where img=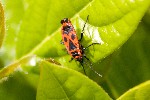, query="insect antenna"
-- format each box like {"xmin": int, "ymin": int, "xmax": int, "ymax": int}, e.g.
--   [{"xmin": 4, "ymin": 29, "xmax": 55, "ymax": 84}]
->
[
  {"xmin": 79, "ymin": 15, "xmax": 89, "ymax": 41},
  {"xmin": 84, "ymin": 56, "xmax": 102, "ymax": 77},
  {"xmin": 80, "ymin": 62, "xmax": 87, "ymax": 75},
  {"xmin": 81, "ymin": 15, "xmax": 89, "ymax": 33}
]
